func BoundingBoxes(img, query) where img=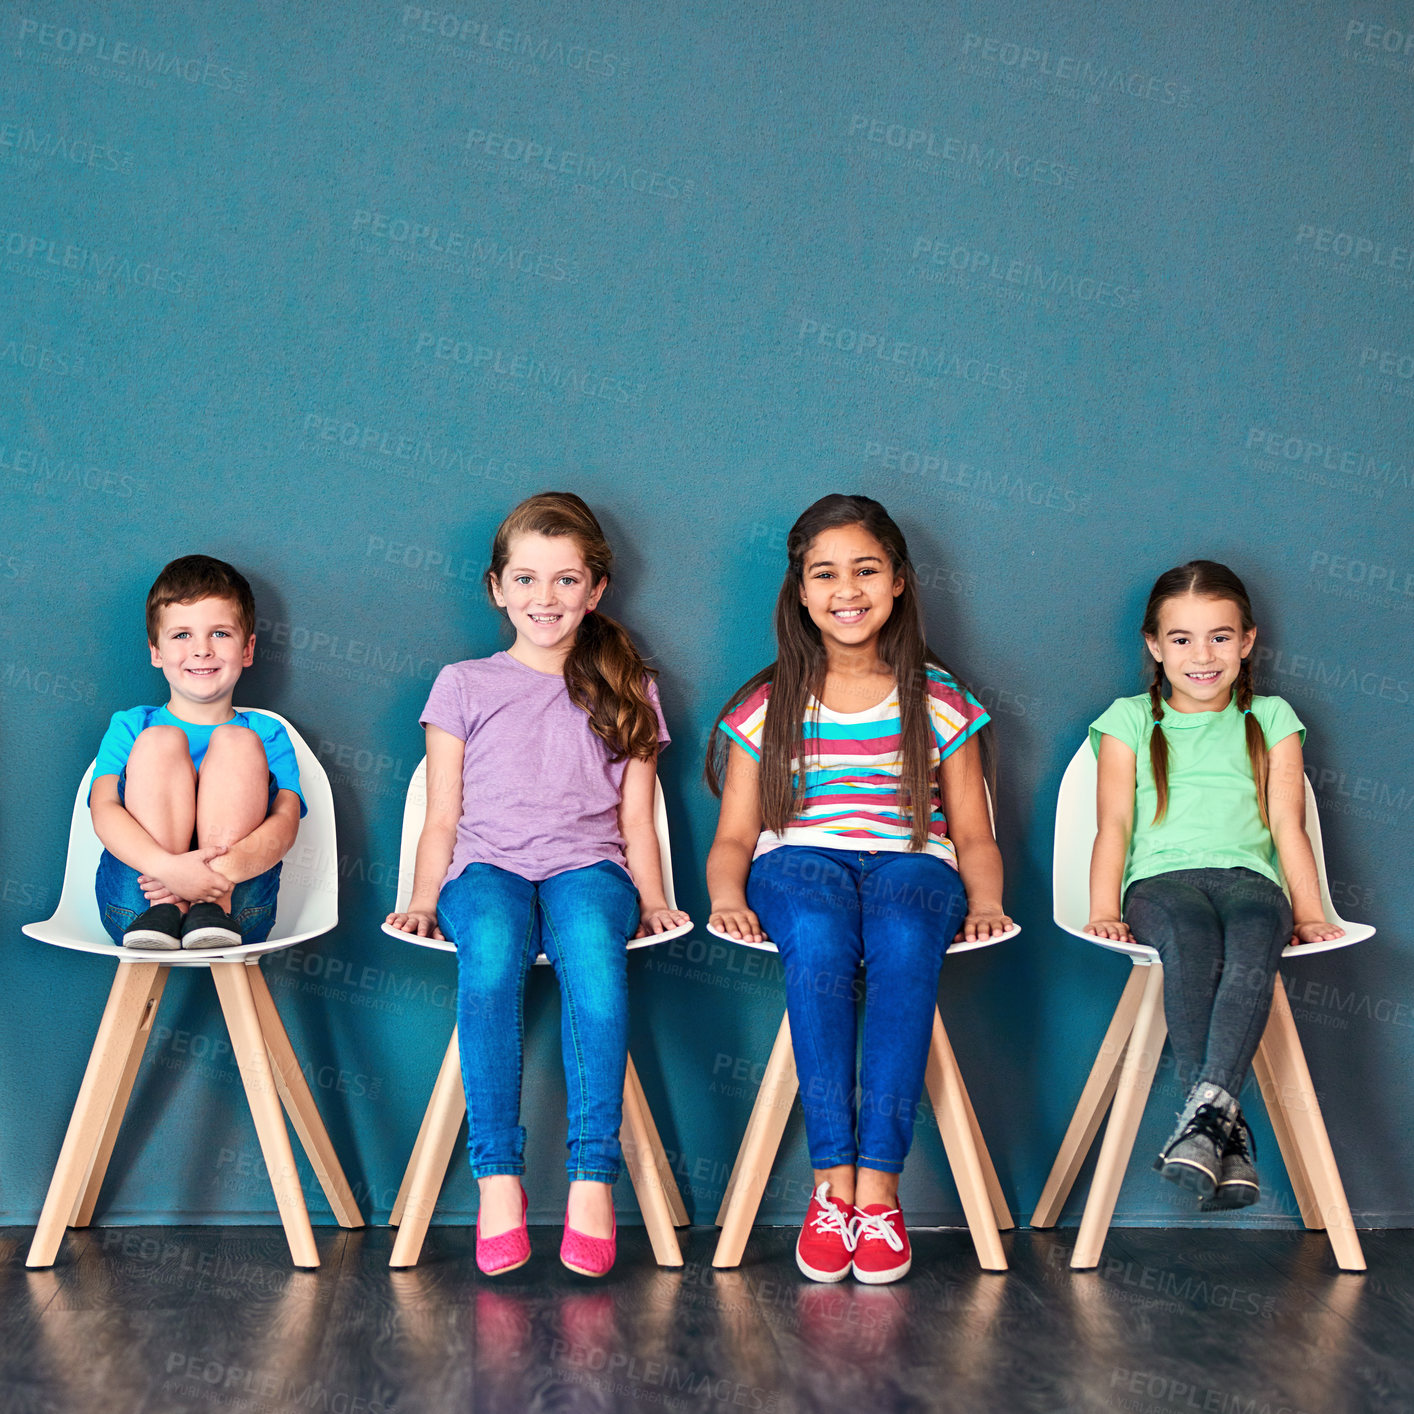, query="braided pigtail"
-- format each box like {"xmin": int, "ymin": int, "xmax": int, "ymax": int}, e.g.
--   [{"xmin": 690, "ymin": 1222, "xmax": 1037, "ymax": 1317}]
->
[
  {"xmin": 1236, "ymin": 658, "xmax": 1270, "ymax": 828},
  {"xmin": 1147, "ymin": 659, "xmax": 1170, "ymax": 825}
]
